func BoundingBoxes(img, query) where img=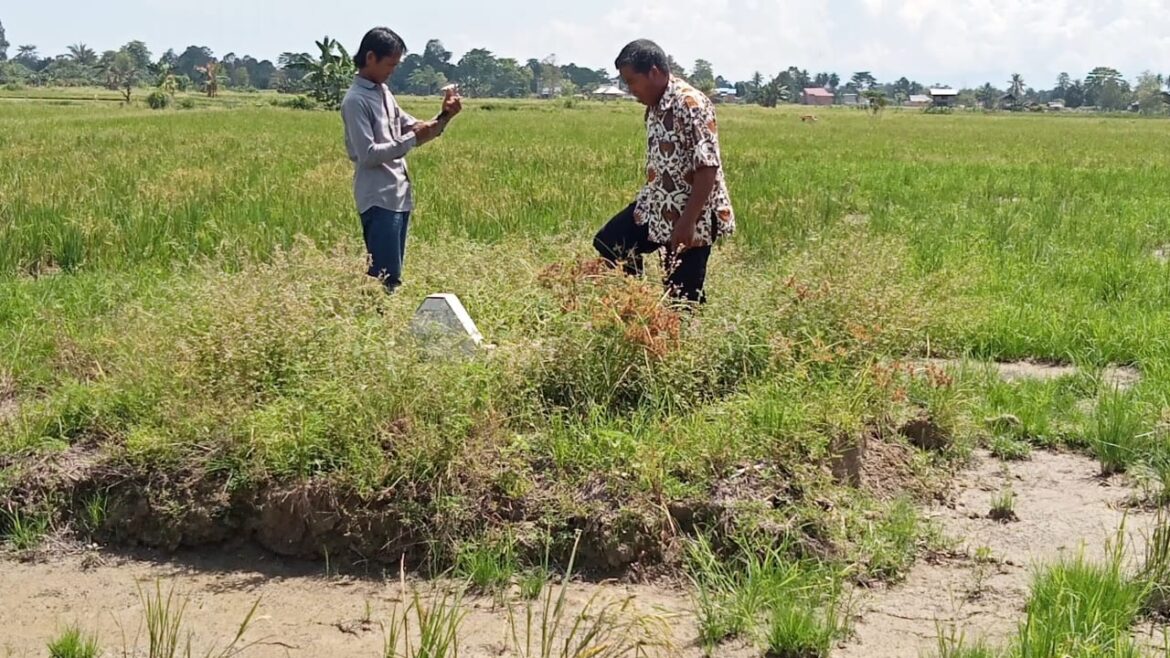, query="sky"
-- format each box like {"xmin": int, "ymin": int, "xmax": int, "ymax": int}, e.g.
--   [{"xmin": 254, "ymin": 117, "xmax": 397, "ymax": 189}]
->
[{"xmin": 6, "ymin": 0, "xmax": 1170, "ymax": 89}]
